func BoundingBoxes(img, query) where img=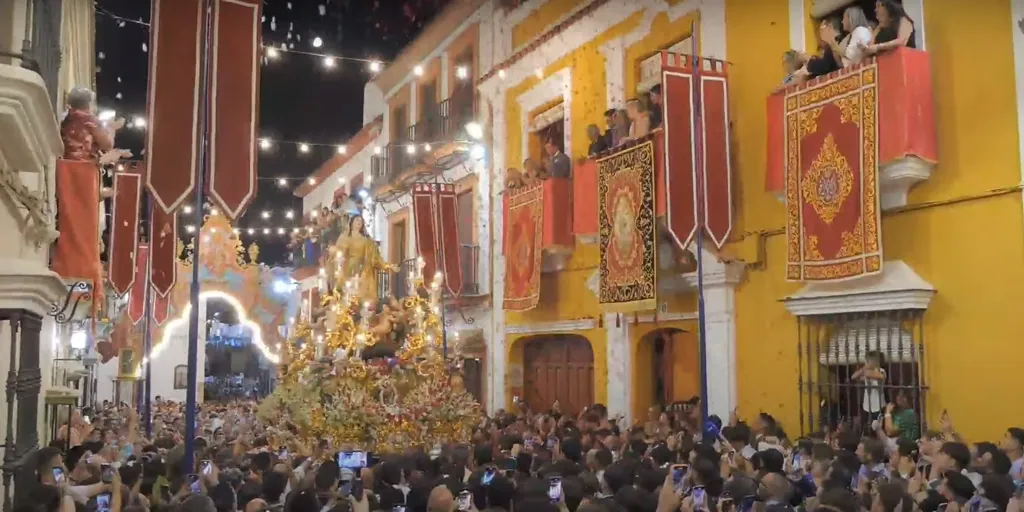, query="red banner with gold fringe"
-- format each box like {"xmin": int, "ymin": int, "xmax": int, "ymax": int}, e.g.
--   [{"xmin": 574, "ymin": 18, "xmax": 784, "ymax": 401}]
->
[
  {"xmin": 412, "ymin": 184, "xmax": 439, "ymax": 281},
  {"xmin": 150, "ymin": 208, "xmax": 177, "ymax": 296},
  {"xmin": 503, "ymin": 184, "xmax": 542, "ymax": 312},
  {"xmin": 598, "ymin": 141, "xmax": 657, "ymax": 313},
  {"xmin": 108, "ymin": 167, "xmax": 143, "ymax": 297},
  {"xmin": 146, "ymin": 0, "xmax": 202, "ymax": 213},
  {"xmin": 51, "ymin": 159, "xmax": 102, "ymax": 295},
  {"xmin": 662, "ymin": 67, "xmax": 698, "ymax": 251},
  {"xmin": 435, "ymin": 184, "xmax": 464, "ymax": 296},
  {"xmin": 128, "ymin": 244, "xmax": 148, "ymax": 325},
  {"xmin": 208, "ymin": 0, "xmax": 261, "ymax": 219},
  {"xmin": 785, "ymin": 64, "xmax": 882, "ymax": 281}
]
